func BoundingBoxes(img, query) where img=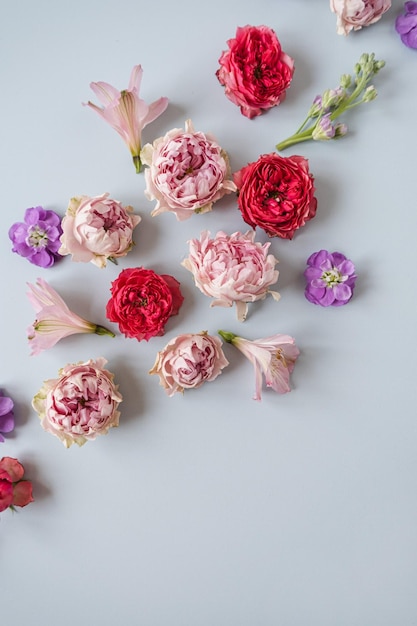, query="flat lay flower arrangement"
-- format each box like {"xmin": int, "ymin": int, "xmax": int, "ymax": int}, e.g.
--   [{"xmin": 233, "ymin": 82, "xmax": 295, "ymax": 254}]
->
[{"xmin": 1, "ymin": 0, "xmax": 413, "ymax": 513}]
